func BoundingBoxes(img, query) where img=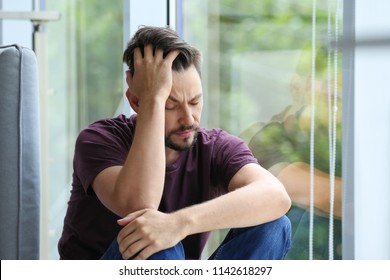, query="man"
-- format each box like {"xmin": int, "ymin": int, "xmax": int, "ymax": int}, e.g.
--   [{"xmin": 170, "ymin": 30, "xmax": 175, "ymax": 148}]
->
[{"xmin": 58, "ymin": 26, "xmax": 291, "ymax": 260}]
